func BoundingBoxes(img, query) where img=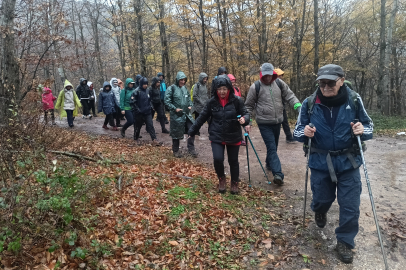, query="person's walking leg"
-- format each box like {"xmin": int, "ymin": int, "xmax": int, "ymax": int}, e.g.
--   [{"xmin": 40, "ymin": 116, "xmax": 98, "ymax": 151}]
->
[
  {"xmin": 172, "ymin": 139, "xmax": 180, "ymax": 156},
  {"xmin": 81, "ymin": 100, "xmax": 89, "ymax": 116},
  {"xmin": 156, "ymin": 103, "xmax": 168, "ymax": 132},
  {"xmin": 66, "ymin": 110, "xmax": 73, "ymax": 127},
  {"xmin": 44, "ymin": 110, "xmax": 48, "ymax": 124},
  {"xmin": 144, "ymin": 114, "xmax": 157, "ymax": 140},
  {"xmin": 108, "ymin": 114, "xmax": 116, "ymax": 128},
  {"xmin": 212, "ymin": 143, "xmax": 226, "ymax": 193},
  {"xmin": 50, "ymin": 109, "xmax": 55, "ymax": 124},
  {"xmin": 133, "ymin": 114, "xmax": 143, "ymax": 140},
  {"xmin": 258, "ymin": 124, "xmax": 283, "ymax": 179},
  {"xmin": 226, "ymin": 145, "xmax": 240, "ymax": 183},
  {"xmin": 282, "ymin": 108, "xmax": 294, "ymax": 142},
  {"xmin": 103, "ymin": 114, "xmax": 109, "ymax": 129},
  {"xmin": 227, "ymin": 144, "xmax": 240, "ymax": 194},
  {"xmin": 121, "ymin": 110, "xmax": 134, "ymax": 137},
  {"xmin": 335, "ymin": 168, "xmax": 362, "ymax": 249},
  {"xmin": 186, "ymin": 119, "xmax": 196, "ymax": 157},
  {"xmin": 310, "ymin": 169, "xmax": 336, "ymax": 228}
]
